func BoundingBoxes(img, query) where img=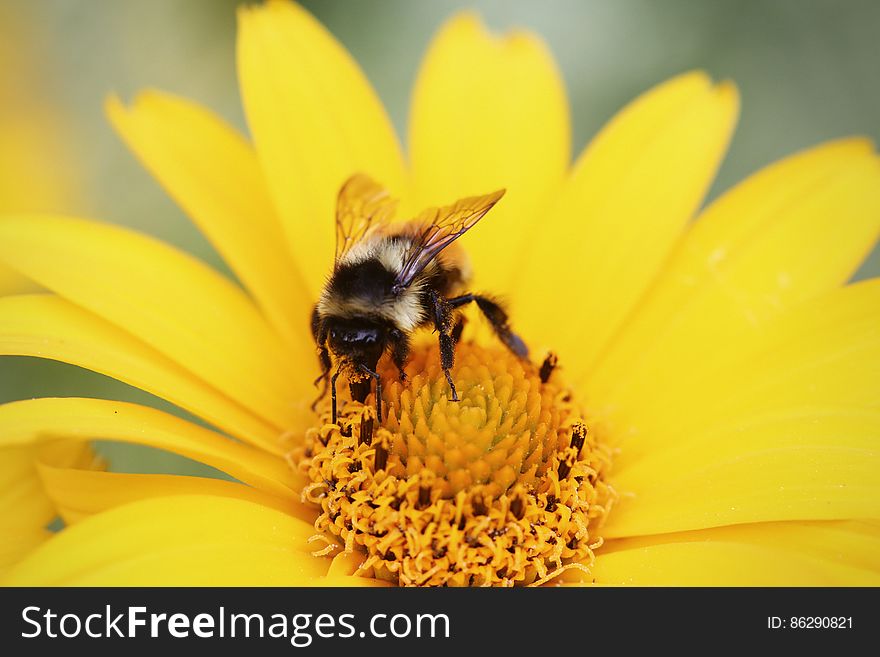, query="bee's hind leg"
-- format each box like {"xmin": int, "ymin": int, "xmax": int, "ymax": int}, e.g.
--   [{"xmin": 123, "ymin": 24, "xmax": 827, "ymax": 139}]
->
[
  {"xmin": 448, "ymin": 293, "xmax": 529, "ymax": 358},
  {"xmin": 451, "ymin": 316, "xmax": 466, "ymax": 345}
]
